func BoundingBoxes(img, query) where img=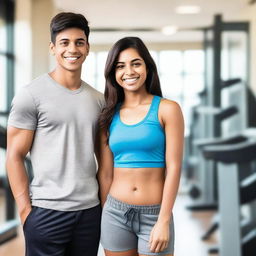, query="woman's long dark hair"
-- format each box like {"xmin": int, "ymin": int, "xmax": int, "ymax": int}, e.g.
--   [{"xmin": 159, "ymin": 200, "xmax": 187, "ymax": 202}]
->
[{"xmin": 99, "ymin": 37, "xmax": 162, "ymax": 138}]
